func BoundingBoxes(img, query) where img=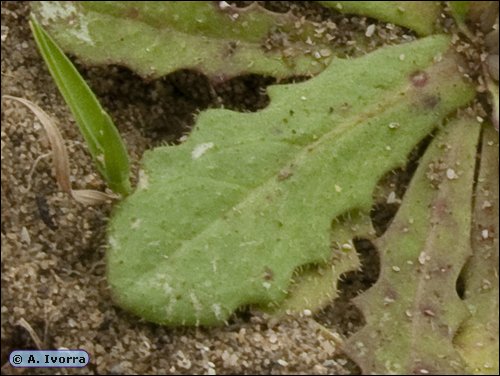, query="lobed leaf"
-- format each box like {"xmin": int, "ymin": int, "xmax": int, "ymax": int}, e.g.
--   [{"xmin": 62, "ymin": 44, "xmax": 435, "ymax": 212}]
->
[
  {"xmin": 30, "ymin": 1, "xmax": 335, "ymax": 81},
  {"xmin": 454, "ymin": 125, "xmax": 499, "ymax": 374},
  {"xmin": 319, "ymin": 1, "xmax": 442, "ymax": 36},
  {"xmin": 268, "ymin": 210, "xmax": 374, "ymax": 317},
  {"xmin": 107, "ymin": 35, "xmax": 475, "ymax": 326},
  {"xmin": 30, "ymin": 16, "xmax": 131, "ymax": 196},
  {"xmin": 343, "ymin": 116, "xmax": 481, "ymax": 374}
]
